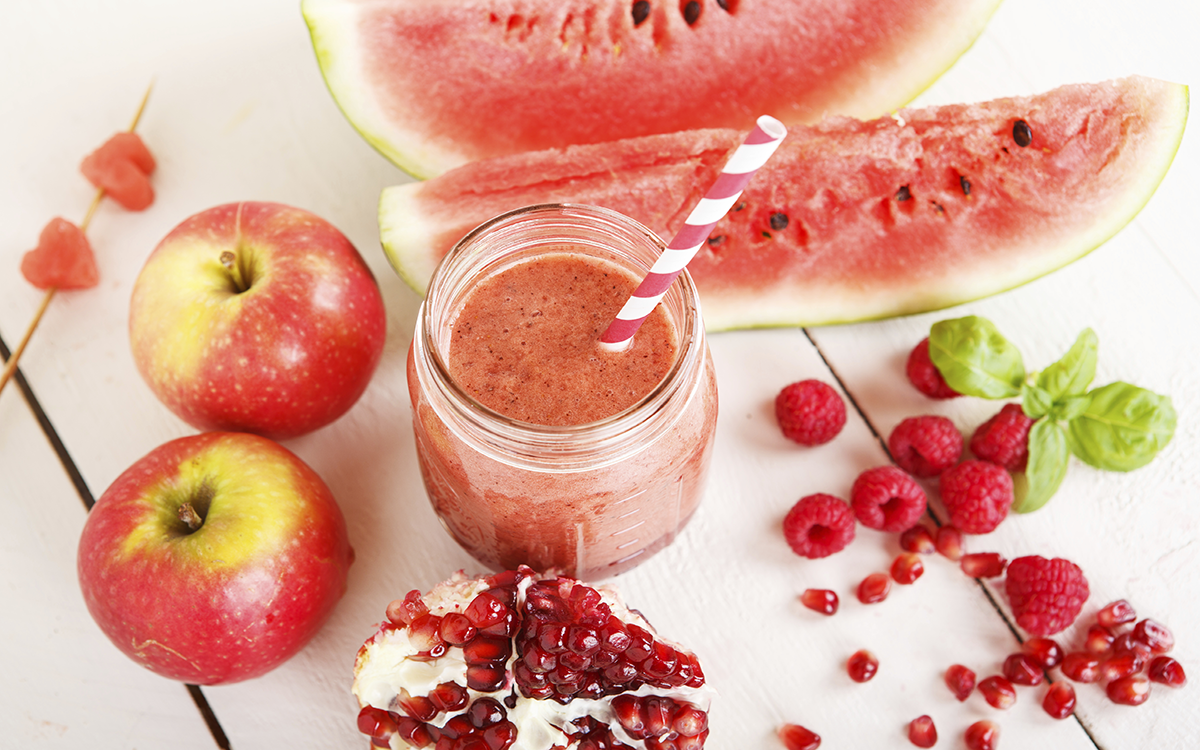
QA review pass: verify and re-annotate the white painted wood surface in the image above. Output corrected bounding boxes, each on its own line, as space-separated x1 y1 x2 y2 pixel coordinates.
1 1 1197 748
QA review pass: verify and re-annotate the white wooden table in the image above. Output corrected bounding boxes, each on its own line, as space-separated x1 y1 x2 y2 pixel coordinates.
2 1 1198 748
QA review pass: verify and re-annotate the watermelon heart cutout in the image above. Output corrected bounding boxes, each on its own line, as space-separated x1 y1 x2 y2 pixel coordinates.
379 76 1189 332
303 0 1002 178
20 217 100 290
80 132 156 211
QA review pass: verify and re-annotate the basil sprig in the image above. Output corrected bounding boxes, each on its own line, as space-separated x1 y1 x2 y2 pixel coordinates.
928 316 1176 513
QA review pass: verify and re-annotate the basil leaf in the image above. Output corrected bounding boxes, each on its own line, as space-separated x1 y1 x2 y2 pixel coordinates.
1037 328 1099 399
929 316 1025 399
1050 393 1092 422
1066 382 1177 472
1022 383 1054 419
1012 419 1070 513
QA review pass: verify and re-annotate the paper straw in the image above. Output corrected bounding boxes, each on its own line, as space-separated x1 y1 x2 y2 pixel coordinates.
599 115 787 350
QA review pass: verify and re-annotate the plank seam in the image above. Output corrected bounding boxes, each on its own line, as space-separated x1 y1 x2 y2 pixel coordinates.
801 327 1104 749
0 330 233 750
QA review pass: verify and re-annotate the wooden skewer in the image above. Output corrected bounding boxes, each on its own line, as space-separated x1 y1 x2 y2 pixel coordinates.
0 83 153 397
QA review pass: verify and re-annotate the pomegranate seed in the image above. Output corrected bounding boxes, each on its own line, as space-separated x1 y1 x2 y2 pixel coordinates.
907 715 937 748
385 590 428 627
778 723 821 750
799 588 839 616
1002 653 1044 686
464 591 508 628
357 706 397 739
673 705 709 736
891 553 925 584
407 613 446 658
934 525 963 561
857 572 892 604
945 664 976 701
978 675 1017 709
394 689 437 721
1148 656 1187 688
964 720 1000 750
1084 624 1116 654
1111 631 1153 661
1101 650 1146 682
847 649 879 683
483 721 517 748
467 697 506 728
1043 681 1077 719
1132 618 1174 654
1096 599 1137 628
439 612 478 646
1107 674 1151 706
1022 637 1063 669
428 681 469 712
960 552 1007 578
899 524 936 554
1060 652 1102 683
466 665 507 692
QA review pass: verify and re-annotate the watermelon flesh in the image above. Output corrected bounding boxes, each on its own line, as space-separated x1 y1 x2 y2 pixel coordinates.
20 217 100 290
80 132 156 211
379 76 1189 331
303 0 1001 178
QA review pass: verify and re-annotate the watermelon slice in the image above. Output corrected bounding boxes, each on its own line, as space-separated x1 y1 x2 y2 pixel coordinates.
80 132 156 210
20 217 100 290
302 0 1001 178
379 76 1188 332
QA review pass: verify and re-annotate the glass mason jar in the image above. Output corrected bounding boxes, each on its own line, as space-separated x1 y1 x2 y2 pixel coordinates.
406 204 718 580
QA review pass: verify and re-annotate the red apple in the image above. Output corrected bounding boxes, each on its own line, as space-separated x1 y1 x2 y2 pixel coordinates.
77 432 355 685
129 201 387 440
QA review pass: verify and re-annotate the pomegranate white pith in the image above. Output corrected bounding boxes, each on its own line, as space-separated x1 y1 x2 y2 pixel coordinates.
353 569 714 749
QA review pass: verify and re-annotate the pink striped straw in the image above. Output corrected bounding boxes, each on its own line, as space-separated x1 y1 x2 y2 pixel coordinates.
599 115 787 350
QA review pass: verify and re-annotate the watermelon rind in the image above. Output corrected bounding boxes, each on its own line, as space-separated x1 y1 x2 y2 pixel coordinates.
302 0 1002 179
378 77 1188 332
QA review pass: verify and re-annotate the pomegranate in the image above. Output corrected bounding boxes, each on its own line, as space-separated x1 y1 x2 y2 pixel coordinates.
353 568 713 749
1042 681 1077 719
964 720 1000 750
846 650 879 683
1022 638 1063 669
1096 599 1137 628
907 715 937 748
944 664 976 701
977 675 1017 709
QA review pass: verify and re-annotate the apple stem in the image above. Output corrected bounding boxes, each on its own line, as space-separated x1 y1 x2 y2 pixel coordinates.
219 250 249 293
177 501 203 532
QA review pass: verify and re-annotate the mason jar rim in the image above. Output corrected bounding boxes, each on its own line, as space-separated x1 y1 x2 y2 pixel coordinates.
415 203 707 469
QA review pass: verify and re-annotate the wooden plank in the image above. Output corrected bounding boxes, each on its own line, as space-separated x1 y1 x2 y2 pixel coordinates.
0 370 218 747
0 0 1195 748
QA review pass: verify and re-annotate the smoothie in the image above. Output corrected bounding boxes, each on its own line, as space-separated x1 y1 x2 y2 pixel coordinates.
407 204 718 579
447 252 675 425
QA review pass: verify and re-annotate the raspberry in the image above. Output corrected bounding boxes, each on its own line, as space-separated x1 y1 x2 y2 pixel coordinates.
775 379 847 446
782 493 856 559
970 403 1034 472
1005 555 1090 636
939 460 1013 534
849 466 927 532
906 337 961 399
887 415 963 477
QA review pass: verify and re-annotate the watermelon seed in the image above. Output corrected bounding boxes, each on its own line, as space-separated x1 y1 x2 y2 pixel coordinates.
631 1 650 26
761 231 772 239
959 176 971 196
1013 120 1033 147
734 201 747 211
682 1 701 24
769 212 789 231
930 201 945 215
895 185 911 202
716 0 730 10
706 235 725 248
